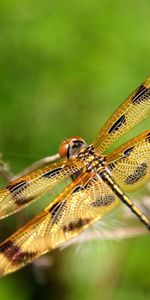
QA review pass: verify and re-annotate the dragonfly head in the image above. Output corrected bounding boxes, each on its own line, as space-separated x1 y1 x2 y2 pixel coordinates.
59 136 86 159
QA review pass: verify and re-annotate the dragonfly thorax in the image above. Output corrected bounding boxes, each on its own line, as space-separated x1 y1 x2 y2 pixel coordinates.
77 145 106 172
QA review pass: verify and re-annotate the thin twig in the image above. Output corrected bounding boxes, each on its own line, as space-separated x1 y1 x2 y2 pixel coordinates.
13 153 60 180
61 225 148 249
0 153 60 181
0 154 14 181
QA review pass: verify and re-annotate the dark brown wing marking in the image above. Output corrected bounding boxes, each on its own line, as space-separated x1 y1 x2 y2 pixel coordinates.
123 146 134 157
145 132 150 142
108 114 126 134
49 200 67 225
132 85 150 104
63 218 91 232
42 167 63 178
125 162 147 185
91 195 115 207
7 181 29 192
7 181 34 206
0 240 34 264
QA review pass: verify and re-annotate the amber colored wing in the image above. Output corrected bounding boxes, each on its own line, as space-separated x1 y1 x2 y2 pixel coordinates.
93 76 150 153
0 172 119 276
0 158 84 220
106 130 150 192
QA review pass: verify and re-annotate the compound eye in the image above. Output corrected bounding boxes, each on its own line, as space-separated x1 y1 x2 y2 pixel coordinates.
59 140 69 158
59 136 86 159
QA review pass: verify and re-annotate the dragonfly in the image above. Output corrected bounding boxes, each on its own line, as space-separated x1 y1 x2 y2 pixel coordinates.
0 76 150 277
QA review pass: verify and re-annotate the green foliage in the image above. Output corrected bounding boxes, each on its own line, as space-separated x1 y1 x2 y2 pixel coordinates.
0 1 150 299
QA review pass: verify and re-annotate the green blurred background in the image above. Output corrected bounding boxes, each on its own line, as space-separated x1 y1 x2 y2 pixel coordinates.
0 0 150 299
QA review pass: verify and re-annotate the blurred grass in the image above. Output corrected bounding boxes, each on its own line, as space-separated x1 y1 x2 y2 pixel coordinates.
0 0 150 299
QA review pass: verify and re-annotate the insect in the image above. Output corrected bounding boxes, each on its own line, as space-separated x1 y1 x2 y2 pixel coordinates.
0 76 150 276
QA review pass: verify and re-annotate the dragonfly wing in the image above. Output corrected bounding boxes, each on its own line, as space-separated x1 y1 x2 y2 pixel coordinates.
93 76 150 153
106 130 150 192
0 172 119 276
0 158 84 220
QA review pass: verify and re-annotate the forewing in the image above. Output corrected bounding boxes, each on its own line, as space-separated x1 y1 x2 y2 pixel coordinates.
0 158 84 220
106 130 150 192
93 76 150 153
0 172 119 276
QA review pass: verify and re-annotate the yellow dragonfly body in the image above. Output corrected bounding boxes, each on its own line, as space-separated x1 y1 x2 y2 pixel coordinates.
0 76 150 276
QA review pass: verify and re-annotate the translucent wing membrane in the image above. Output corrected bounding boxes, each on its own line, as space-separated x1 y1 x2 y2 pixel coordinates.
0 75 150 277
0 159 84 220
106 130 150 192
93 76 150 153
0 172 119 276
